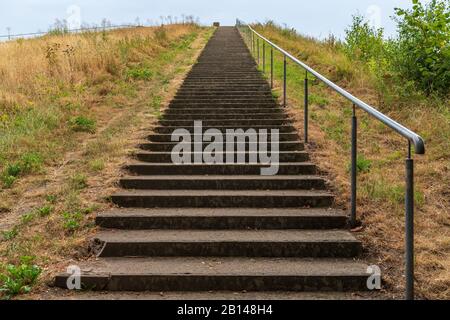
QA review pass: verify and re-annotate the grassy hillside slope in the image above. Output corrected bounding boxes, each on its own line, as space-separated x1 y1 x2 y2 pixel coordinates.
0 24 212 298
253 23 449 299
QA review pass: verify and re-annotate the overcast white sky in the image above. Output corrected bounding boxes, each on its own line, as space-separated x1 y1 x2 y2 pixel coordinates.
0 0 429 38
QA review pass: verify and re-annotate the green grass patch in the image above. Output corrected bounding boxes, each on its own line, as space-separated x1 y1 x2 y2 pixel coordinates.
20 152 43 173
20 211 37 225
309 93 329 107
1 228 18 241
347 154 372 174
1 152 43 188
126 66 153 80
37 205 52 217
45 194 57 204
69 173 88 190
89 159 105 172
62 211 83 231
69 116 96 133
361 178 425 208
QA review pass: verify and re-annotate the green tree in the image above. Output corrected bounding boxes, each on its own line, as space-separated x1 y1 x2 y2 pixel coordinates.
344 14 385 62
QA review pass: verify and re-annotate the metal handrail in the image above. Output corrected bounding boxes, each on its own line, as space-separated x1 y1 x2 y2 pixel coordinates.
236 19 425 300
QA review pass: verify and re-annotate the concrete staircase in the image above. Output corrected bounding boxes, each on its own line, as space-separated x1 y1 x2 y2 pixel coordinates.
55 27 370 294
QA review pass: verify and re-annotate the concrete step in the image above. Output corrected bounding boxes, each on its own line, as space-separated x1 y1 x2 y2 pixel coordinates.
177 88 270 93
164 108 283 114
152 125 296 134
174 93 274 98
178 83 270 88
110 189 333 208
183 76 265 80
180 78 268 82
183 70 263 74
187 69 259 72
158 119 292 126
162 113 288 120
168 102 277 108
147 132 298 142
171 99 276 104
135 150 308 162
54 257 370 292
124 162 316 175
119 175 326 190
179 85 271 90
138 141 303 152
45 290 381 300
93 229 361 258
96 208 348 230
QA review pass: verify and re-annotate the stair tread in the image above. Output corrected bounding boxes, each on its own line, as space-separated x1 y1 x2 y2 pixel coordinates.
136 150 306 154
57 257 368 276
95 229 358 243
142 140 301 145
126 161 315 166
46 290 380 300
99 207 347 218
112 189 333 197
119 175 323 181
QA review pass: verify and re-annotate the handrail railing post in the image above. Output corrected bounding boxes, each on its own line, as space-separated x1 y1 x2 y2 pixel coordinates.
350 104 357 227
257 37 260 65
304 71 309 144
262 41 266 73
283 54 287 107
251 32 254 55
405 142 414 300
270 47 274 89
247 28 251 48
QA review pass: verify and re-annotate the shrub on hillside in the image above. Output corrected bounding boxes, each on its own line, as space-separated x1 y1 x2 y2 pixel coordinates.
344 0 450 97
344 14 385 63
393 0 450 95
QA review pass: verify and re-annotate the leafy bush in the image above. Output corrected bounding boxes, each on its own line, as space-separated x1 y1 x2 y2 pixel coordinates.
394 0 450 95
0 257 41 299
344 0 449 96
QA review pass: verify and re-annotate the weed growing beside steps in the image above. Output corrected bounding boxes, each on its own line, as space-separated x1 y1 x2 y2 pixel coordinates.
0 24 213 299
253 18 449 299
0 256 41 299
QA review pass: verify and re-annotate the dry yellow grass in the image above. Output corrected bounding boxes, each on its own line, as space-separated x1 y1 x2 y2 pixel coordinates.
254 23 449 300
0 24 202 207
